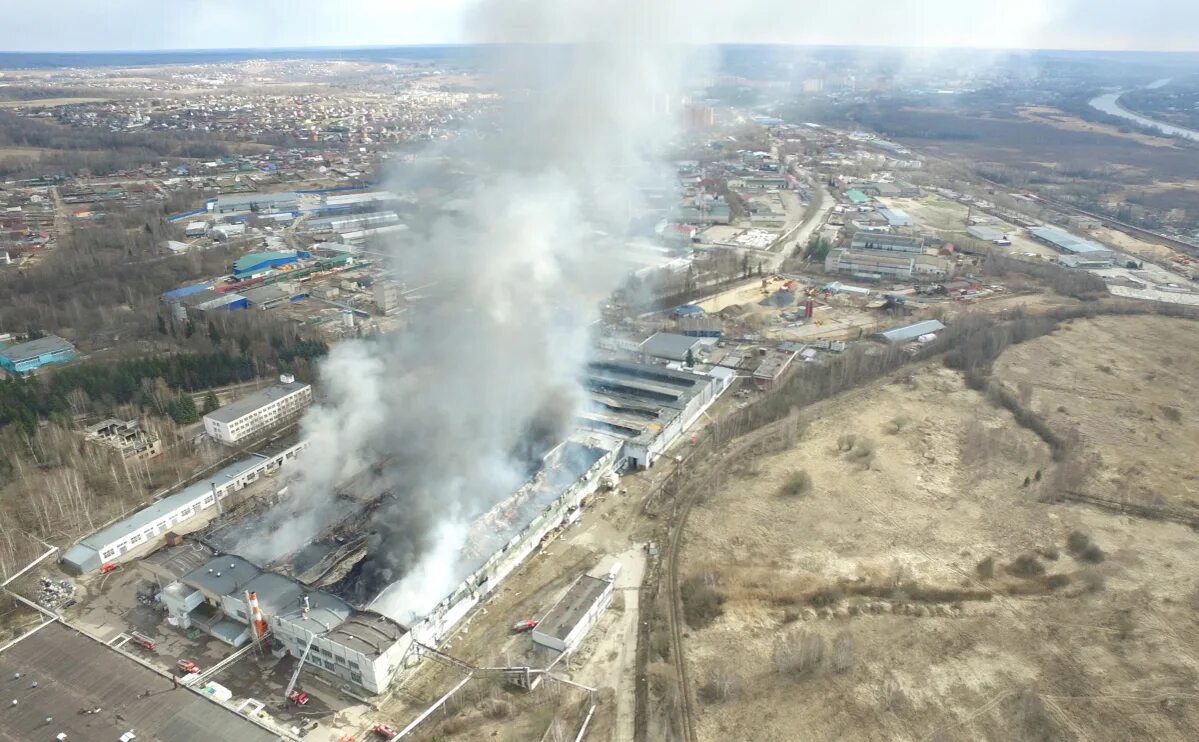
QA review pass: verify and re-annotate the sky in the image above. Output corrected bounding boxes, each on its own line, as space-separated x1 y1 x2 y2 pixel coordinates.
0 0 1197 53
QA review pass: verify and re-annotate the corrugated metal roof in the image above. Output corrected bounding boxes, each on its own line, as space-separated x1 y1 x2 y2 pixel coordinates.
1028 226 1111 255
233 250 299 273
876 319 946 343
73 455 274 552
0 335 74 362
639 332 702 361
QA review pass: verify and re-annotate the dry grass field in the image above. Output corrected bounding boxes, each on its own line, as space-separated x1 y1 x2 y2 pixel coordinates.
677 315 1199 741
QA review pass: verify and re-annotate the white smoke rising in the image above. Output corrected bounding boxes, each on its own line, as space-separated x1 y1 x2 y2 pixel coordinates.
239 0 699 623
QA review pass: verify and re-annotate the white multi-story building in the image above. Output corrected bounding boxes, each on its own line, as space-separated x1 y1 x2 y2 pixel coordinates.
204 377 313 445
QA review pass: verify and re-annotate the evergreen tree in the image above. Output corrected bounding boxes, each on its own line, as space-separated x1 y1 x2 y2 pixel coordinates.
167 393 198 424
184 320 196 339
202 391 220 414
208 322 222 346
157 314 168 335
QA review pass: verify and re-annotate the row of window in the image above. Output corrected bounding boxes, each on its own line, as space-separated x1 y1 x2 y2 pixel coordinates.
94 444 308 562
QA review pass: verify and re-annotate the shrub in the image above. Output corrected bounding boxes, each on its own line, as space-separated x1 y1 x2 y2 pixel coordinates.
1006 553 1045 578
831 631 855 673
1067 531 1104 562
698 666 741 703
847 437 876 459
680 576 725 630
781 608 800 624
780 469 812 498
976 556 995 580
809 584 843 607
885 416 910 434
1045 574 1071 590
650 629 671 660
1160 405 1182 423
1038 547 1060 561
771 630 826 677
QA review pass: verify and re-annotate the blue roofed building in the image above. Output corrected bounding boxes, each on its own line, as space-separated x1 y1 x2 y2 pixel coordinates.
0 335 76 375
233 250 310 280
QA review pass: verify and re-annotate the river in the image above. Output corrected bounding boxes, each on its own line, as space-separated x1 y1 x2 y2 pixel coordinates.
1089 79 1199 142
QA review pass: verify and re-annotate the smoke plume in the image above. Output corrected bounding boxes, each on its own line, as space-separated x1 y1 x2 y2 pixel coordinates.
238 0 696 623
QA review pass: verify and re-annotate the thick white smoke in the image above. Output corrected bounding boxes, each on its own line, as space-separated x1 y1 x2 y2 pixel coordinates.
239 0 699 623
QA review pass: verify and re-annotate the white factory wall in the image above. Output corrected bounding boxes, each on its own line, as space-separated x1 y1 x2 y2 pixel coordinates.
91 441 309 565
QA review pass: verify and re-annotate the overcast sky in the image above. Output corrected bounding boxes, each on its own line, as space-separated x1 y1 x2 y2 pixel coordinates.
1 0 1196 53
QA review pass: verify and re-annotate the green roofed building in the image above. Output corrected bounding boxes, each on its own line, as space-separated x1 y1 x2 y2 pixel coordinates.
846 189 870 206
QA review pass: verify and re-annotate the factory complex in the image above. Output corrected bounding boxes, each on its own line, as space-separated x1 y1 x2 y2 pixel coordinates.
50 350 731 703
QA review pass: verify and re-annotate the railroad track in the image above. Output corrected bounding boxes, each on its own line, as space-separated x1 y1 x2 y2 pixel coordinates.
664 470 701 742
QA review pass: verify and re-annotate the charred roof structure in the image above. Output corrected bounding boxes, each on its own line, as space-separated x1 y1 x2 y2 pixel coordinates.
580 359 724 467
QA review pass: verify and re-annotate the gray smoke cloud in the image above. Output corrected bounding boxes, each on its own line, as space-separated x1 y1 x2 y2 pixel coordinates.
237 0 698 623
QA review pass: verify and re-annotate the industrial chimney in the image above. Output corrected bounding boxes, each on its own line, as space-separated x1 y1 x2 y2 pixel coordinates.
247 591 269 644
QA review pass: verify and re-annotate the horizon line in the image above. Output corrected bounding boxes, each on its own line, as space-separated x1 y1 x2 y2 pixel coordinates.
2 42 1199 56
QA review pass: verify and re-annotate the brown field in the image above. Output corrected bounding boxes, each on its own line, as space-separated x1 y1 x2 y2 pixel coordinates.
992 315 1199 515
0 97 108 108
678 314 1199 741
1017 106 1179 149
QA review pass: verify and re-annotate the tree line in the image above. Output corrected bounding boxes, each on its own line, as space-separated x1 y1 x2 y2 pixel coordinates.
0 336 327 435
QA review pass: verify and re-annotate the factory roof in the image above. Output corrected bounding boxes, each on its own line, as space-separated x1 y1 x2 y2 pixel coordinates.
142 542 216 581
1027 226 1112 255
204 381 310 424
850 232 924 251
537 575 610 642
214 191 297 210
875 319 947 344
326 612 407 658
877 207 914 226
178 288 244 309
73 455 280 554
0 334 74 362
0 622 280 742
845 189 870 205
220 571 351 635
240 283 294 305
233 250 300 274
967 225 1008 241
640 332 703 362
161 281 215 302
183 555 261 597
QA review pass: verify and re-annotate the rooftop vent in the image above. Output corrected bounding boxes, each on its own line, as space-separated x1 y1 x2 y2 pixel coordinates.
280 373 295 384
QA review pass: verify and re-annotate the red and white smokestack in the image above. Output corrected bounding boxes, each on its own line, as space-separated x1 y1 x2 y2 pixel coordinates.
247 591 268 642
